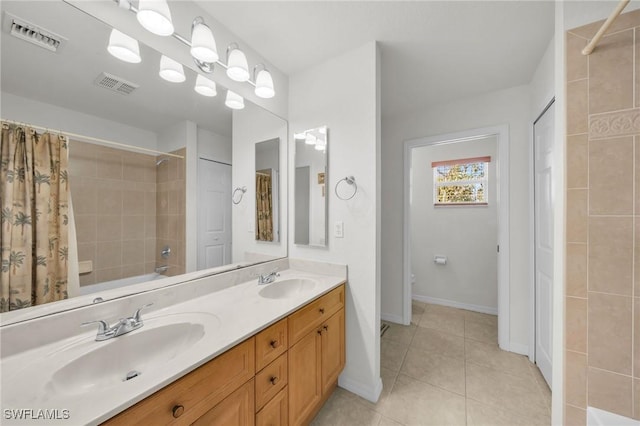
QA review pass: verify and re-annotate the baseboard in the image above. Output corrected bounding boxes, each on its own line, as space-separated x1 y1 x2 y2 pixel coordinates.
509 342 529 356
381 313 404 325
338 374 383 403
412 294 498 315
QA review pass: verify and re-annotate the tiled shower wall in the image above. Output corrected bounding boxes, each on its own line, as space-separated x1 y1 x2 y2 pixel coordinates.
565 9 640 424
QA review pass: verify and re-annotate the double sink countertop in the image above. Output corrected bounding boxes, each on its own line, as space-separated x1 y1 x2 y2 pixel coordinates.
0 267 346 425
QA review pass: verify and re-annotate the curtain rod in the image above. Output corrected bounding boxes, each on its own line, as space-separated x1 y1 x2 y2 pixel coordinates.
1 118 184 159
582 0 630 55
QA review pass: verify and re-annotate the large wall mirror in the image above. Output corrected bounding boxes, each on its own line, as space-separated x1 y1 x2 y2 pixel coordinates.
294 126 328 247
0 1 287 321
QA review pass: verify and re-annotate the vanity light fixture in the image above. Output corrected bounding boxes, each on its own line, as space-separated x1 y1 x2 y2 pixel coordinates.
159 55 186 83
253 64 275 99
226 43 250 82
107 28 141 63
315 138 327 151
225 90 245 109
294 132 306 140
137 0 174 36
305 133 317 145
194 74 217 97
190 17 218 63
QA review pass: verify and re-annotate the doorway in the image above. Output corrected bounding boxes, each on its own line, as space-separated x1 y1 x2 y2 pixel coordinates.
403 125 511 350
197 158 232 270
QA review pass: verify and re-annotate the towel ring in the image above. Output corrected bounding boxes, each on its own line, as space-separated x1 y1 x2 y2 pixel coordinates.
232 186 247 205
335 176 357 200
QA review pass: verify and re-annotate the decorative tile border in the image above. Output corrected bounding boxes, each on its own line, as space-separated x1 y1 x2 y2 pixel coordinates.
589 108 640 139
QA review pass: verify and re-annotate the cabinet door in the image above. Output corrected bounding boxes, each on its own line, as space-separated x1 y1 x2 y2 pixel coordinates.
192 379 255 426
288 330 322 425
256 387 288 426
321 309 345 394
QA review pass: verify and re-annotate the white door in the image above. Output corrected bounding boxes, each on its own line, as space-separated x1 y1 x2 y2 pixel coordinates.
534 101 555 387
197 158 232 270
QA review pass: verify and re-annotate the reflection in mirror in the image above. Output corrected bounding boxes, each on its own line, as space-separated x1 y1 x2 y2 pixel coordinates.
294 126 328 247
255 139 280 243
0 1 287 320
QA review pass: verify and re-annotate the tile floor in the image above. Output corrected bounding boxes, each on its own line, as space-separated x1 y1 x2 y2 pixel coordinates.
311 301 551 426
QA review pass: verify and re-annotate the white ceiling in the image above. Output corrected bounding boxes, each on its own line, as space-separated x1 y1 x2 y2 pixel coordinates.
196 1 555 118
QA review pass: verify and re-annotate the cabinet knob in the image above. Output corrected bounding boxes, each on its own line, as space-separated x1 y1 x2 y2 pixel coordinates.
317 329 323 335
172 405 184 418
270 340 279 349
323 325 329 331
269 376 279 385
319 308 325 314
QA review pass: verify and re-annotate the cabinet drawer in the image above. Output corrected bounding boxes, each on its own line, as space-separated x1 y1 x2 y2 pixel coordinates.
255 318 288 371
256 387 288 426
103 338 255 426
255 353 288 411
192 379 255 426
289 284 344 346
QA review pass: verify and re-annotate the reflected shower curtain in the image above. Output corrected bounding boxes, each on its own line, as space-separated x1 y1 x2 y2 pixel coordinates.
256 172 273 241
0 122 71 312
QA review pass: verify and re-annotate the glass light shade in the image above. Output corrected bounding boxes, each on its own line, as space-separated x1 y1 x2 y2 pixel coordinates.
194 75 217 97
254 69 275 98
305 133 316 145
225 90 245 109
294 132 306 140
159 55 185 83
190 22 218 63
107 29 141 63
137 0 174 36
226 48 250 82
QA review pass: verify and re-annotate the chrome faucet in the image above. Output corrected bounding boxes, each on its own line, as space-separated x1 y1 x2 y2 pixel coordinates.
82 303 153 341
257 269 280 285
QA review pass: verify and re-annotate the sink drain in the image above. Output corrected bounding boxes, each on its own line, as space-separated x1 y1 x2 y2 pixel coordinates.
124 370 142 381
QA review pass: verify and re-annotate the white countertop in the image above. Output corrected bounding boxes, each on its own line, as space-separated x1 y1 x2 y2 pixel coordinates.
0 268 346 425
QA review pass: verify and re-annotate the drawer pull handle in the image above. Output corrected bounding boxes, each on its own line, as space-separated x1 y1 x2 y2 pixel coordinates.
317 329 323 335
319 308 325 314
172 405 185 418
323 325 329 331
270 340 279 349
270 376 279 385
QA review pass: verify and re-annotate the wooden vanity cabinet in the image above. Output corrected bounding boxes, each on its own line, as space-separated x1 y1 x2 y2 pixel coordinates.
101 283 345 426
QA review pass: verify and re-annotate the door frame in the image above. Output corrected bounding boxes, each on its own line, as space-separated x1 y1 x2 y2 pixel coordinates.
403 124 511 351
529 98 556 364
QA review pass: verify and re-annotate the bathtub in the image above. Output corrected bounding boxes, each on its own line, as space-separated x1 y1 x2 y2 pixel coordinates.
79 273 165 296
587 407 640 426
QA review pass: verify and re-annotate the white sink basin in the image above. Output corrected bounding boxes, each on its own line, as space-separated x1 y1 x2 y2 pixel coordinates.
259 278 316 299
46 312 219 395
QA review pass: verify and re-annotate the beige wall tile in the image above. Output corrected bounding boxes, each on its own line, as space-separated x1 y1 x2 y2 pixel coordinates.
122 263 144 279
567 33 588 81
566 296 587 353
588 292 633 375
96 215 122 242
567 243 587 297
145 239 156 263
96 241 122 269
70 185 97 214
156 190 168 214
144 215 156 239
565 350 587 407
589 30 634 114
76 242 96 263
569 9 640 39
157 215 169 239
588 367 633 418
635 298 639 378
567 79 588 134
96 150 123 180
122 153 148 182
97 188 122 215
567 189 588 243
157 160 168 183
74 215 96 244
79 271 96 286
634 378 640 420
145 262 156 274
69 151 96 178
589 137 633 215
589 217 633 296
122 190 145 215
636 138 640 220
564 405 586 426
144 191 156 216
96 267 122 283
637 29 640 109
122 240 145 265
567 134 588 189
122 215 145 241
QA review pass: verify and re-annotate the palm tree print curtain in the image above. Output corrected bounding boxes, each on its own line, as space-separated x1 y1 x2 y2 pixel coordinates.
255 172 274 241
0 122 70 312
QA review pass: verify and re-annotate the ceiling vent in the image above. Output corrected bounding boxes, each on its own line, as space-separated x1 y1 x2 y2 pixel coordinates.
2 12 67 53
94 72 139 96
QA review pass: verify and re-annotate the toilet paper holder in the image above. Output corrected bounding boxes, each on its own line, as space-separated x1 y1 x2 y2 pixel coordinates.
434 256 447 265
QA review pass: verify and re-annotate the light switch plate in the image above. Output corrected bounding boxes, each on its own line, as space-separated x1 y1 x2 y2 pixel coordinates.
248 220 254 233
334 221 344 238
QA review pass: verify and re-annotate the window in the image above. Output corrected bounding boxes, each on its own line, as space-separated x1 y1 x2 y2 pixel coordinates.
432 156 490 205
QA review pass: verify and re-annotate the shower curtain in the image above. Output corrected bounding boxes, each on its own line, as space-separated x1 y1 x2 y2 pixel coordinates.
256 172 274 241
0 122 71 312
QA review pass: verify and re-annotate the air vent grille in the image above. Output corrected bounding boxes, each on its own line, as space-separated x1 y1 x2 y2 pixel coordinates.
94 72 139 96
3 12 66 52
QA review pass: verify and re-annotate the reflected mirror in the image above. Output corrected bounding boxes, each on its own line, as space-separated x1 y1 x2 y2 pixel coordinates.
294 126 328 247
255 139 280 243
0 0 287 320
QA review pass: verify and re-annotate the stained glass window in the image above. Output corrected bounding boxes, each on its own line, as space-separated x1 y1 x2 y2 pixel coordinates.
432 156 490 205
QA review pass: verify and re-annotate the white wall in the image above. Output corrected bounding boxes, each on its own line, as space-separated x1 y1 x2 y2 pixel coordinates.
197 128 232 165
411 137 498 312
530 37 556 119
288 42 382 401
381 85 532 349
1 92 158 150
232 101 288 262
